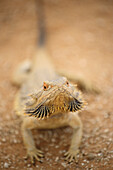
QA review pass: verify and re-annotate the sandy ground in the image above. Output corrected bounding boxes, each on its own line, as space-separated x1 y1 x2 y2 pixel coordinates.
0 0 113 169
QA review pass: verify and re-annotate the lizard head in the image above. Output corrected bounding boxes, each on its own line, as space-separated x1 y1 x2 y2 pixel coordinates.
24 77 86 119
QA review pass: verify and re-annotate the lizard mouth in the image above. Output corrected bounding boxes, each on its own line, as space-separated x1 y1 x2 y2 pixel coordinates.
25 94 85 119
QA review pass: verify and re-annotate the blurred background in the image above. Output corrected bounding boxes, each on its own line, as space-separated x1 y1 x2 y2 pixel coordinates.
0 0 113 169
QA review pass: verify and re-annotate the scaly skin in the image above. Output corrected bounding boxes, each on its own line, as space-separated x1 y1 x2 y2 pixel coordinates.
13 48 86 163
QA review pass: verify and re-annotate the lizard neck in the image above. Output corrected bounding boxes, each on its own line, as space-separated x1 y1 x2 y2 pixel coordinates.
32 47 58 80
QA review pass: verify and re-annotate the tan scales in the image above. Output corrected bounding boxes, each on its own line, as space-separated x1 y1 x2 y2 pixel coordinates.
13 47 87 163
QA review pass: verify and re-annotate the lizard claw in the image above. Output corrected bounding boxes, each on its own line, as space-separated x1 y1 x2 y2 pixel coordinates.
64 149 79 163
27 148 44 164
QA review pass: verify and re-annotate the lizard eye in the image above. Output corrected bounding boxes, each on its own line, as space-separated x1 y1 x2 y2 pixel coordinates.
43 82 48 90
66 80 69 86
44 85 47 90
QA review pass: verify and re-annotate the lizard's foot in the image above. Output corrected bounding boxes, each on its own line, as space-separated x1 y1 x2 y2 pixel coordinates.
26 148 44 164
64 148 79 163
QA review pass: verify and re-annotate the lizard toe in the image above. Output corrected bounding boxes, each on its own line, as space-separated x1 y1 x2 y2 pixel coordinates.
27 148 44 163
36 150 44 158
64 149 79 163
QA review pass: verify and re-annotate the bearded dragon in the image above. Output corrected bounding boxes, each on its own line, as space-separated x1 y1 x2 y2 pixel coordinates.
12 0 91 164
13 47 86 163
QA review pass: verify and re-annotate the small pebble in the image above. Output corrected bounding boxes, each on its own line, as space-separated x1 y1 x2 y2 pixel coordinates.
4 162 9 168
103 162 108 165
91 164 94 167
61 162 67 168
51 138 56 142
2 138 6 142
13 139 18 144
104 129 109 133
27 164 31 167
98 153 103 157
55 145 59 148
55 157 59 162
83 159 87 162
87 153 95 160
109 150 113 154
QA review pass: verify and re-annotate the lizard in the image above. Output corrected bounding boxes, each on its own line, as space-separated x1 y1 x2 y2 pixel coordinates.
12 0 98 164
13 47 86 163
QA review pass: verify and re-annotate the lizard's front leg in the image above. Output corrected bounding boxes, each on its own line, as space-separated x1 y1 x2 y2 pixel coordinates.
64 113 83 162
21 117 44 163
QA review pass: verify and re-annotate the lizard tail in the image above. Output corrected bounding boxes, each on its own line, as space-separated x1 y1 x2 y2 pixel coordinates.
35 0 46 47
32 0 55 73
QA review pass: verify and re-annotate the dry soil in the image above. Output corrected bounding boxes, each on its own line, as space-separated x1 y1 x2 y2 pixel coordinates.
0 0 113 169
